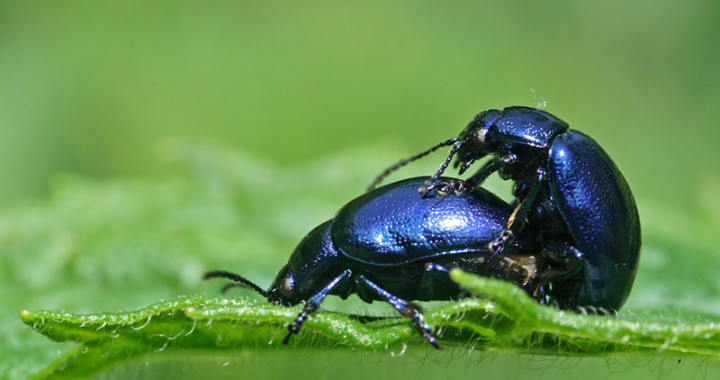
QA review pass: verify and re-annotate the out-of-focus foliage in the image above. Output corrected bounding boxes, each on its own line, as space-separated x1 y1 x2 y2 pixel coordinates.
3 1 720 379
2 1 720 209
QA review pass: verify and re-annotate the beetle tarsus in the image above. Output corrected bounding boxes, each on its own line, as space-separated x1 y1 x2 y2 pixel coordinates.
283 311 310 345
419 141 464 195
420 179 466 197
487 229 514 262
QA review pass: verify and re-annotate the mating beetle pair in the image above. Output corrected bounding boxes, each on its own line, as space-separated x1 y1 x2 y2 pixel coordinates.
205 106 641 347
370 106 641 311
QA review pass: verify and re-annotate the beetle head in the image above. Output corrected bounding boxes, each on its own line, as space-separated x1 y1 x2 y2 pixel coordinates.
455 109 502 168
266 264 300 306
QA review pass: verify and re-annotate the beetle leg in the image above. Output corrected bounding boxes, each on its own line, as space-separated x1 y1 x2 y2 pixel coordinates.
539 241 583 284
282 269 351 345
424 155 510 197
507 167 546 231
355 275 441 349
538 241 585 309
419 141 464 195
535 284 550 304
417 263 465 299
424 262 450 273
488 167 546 261
465 153 518 191
463 157 502 190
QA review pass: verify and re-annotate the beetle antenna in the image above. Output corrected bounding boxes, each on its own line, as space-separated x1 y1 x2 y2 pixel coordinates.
366 137 458 192
220 282 247 293
423 140 463 187
203 270 271 298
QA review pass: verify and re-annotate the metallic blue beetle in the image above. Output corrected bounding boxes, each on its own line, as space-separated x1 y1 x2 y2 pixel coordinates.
205 177 548 348
370 106 641 312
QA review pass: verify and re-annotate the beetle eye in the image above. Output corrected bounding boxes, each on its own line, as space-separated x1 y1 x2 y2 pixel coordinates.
461 109 501 156
470 125 488 152
279 274 295 298
457 124 489 163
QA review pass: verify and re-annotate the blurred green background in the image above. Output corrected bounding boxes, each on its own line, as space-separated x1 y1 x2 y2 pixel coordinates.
3 0 720 379
2 0 719 208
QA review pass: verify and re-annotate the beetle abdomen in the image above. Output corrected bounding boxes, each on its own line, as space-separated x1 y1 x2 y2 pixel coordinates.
547 131 641 309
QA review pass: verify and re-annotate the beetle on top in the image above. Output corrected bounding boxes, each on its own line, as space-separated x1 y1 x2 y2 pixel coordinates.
370 106 641 312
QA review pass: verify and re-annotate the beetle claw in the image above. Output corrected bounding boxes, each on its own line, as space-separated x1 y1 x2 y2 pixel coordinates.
420 180 466 197
418 180 436 195
422 330 442 350
487 229 514 261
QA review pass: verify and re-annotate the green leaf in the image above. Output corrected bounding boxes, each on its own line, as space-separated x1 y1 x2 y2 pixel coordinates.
451 270 720 357
20 272 720 378
7 141 720 378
